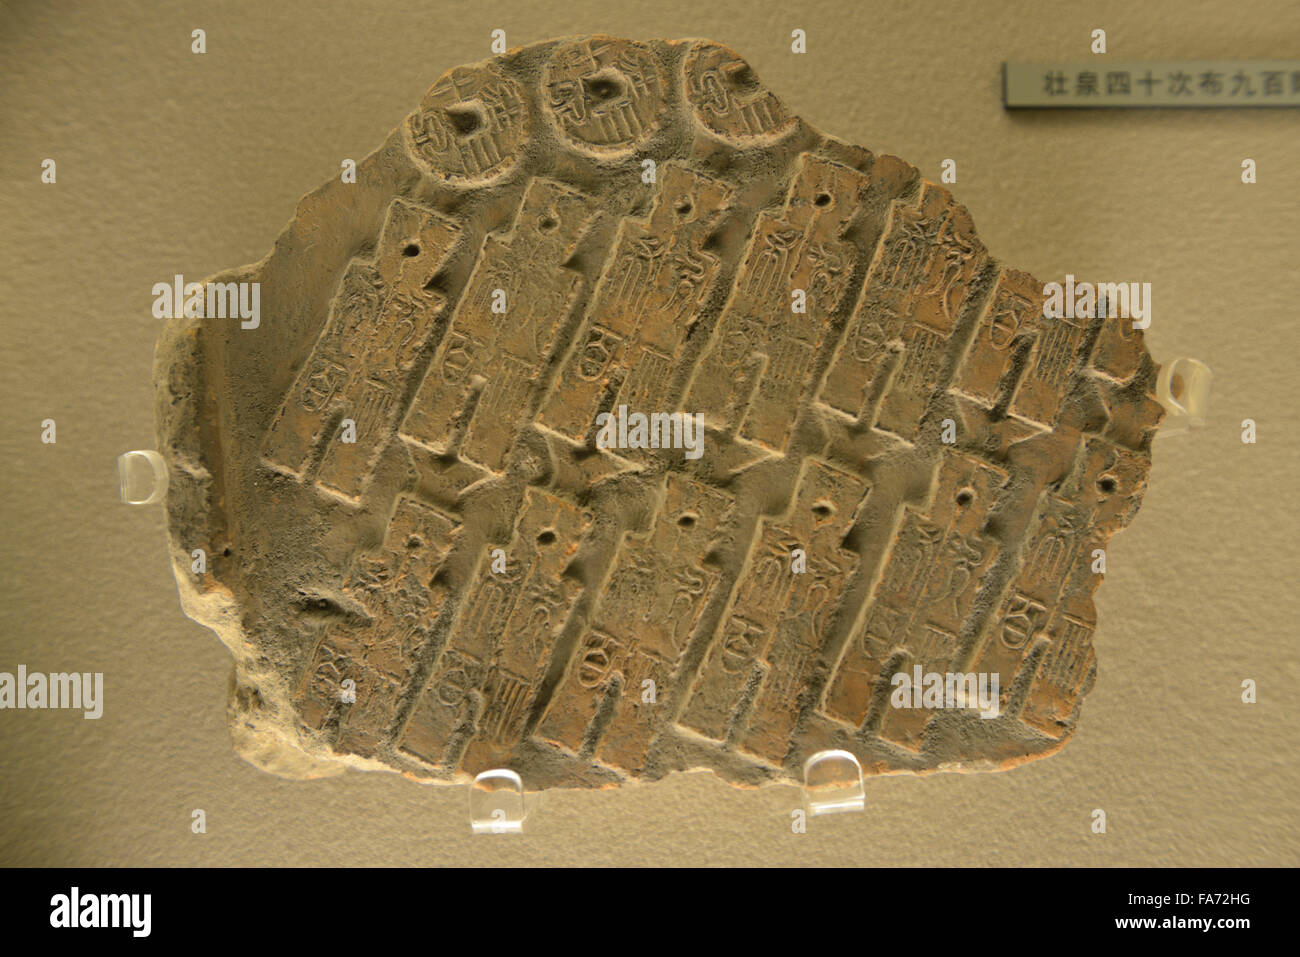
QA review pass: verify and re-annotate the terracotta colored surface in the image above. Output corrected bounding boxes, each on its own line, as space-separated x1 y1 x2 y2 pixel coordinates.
4 1 1295 867
155 37 1162 789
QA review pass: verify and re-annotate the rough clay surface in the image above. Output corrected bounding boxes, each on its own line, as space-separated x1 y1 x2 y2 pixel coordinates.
154 36 1164 790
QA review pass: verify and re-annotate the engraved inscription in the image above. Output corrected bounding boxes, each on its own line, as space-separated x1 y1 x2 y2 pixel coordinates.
543 38 668 155
687 154 866 452
400 179 600 471
820 184 988 436
263 200 461 500
540 163 733 442
293 497 458 757
405 65 529 184
539 476 732 771
160 36 1165 791
399 488 587 771
683 41 797 143
825 452 1004 751
683 460 866 764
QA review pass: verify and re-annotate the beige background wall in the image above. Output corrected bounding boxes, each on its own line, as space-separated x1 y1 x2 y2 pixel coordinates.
1 0 1296 866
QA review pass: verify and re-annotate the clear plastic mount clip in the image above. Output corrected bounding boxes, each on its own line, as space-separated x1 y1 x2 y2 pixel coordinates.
117 450 168 505
1155 358 1212 439
802 749 865 817
469 769 526 834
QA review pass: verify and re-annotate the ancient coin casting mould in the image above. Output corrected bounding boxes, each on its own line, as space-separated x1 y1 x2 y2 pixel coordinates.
154 36 1165 790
